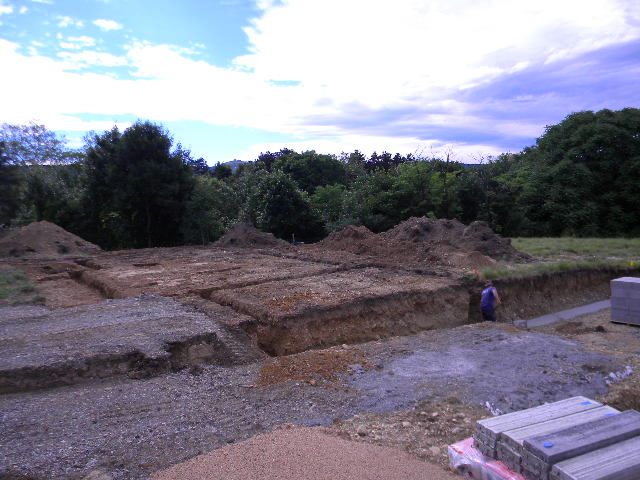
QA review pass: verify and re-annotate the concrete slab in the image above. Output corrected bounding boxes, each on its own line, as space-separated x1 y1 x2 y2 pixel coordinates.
476 397 602 450
551 435 640 480
523 410 640 480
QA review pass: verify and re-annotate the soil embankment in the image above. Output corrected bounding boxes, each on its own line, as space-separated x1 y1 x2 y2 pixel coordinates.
0 221 101 258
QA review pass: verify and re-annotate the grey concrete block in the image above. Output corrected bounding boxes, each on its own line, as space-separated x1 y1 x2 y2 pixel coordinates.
501 406 619 455
523 410 640 480
497 441 522 473
476 397 602 450
551 435 640 480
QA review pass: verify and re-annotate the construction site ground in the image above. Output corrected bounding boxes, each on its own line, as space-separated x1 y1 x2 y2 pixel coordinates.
1 221 639 479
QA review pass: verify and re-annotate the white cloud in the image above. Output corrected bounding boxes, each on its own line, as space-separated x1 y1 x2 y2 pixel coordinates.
57 15 83 28
0 2 13 15
59 35 96 50
93 18 122 31
0 0 639 159
19 5 27 13
31 0 53 4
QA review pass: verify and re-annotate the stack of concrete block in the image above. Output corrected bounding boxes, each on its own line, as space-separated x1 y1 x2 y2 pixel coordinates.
521 410 640 480
496 406 619 473
550 436 640 480
611 277 640 325
474 397 602 461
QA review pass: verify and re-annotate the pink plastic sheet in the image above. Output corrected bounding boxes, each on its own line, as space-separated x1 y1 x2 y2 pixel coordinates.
448 437 525 480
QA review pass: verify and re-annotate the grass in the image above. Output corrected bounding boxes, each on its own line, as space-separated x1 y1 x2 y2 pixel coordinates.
0 268 45 305
478 259 638 281
512 237 640 259
472 237 640 281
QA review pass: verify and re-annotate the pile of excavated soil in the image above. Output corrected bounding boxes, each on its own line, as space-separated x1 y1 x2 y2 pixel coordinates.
214 223 292 250
257 346 370 386
0 221 101 258
381 218 521 260
315 218 522 265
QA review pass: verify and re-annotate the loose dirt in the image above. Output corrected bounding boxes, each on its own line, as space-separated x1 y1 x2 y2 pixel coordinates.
151 426 459 480
257 345 371 386
314 218 524 269
0 221 101 258
214 223 292 250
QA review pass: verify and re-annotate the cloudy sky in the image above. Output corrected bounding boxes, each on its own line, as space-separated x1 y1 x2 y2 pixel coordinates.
1 0 639 163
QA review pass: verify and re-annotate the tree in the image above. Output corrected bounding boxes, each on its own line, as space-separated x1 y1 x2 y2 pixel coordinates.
250 171 324 241
273 150 347 193
0 141 21 224
0 122 70 165
212 162 232 180
83 121 195 249
186 157 210 176
311 184 348 232
181 176 240 244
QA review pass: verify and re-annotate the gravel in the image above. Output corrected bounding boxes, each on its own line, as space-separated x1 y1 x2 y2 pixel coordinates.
150 426 459 480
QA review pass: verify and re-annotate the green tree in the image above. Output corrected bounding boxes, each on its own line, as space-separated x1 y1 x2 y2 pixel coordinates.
311 184 348 232
250 171 324 241
83 121 195 249
273 150 347 193
181 176 240 244
0 141 21 224
0 122 70 165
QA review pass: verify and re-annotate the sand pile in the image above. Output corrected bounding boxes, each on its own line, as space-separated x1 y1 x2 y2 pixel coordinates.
215 223 291 250
0 221 101 258
316 217 524 266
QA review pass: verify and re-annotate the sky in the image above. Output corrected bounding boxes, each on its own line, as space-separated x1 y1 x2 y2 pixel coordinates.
1 0 639 164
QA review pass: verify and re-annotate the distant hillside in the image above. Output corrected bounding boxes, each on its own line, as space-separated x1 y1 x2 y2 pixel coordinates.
222 159 250 172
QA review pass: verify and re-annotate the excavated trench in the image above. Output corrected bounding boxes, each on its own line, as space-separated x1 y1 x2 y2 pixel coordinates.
11 262 633 395
210 267 637 357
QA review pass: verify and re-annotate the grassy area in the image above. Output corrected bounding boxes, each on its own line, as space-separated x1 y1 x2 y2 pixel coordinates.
478 258 638 281
512 237 640 259
0 268 44 305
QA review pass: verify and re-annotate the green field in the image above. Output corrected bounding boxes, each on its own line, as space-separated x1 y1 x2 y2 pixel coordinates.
478 238 640 280
512 237 640 259
0 268 44 305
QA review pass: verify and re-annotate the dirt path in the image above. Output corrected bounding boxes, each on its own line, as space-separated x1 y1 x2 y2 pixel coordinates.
151 427 459 480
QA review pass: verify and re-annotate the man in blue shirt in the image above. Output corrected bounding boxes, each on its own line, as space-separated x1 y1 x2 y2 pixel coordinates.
480 280 501 322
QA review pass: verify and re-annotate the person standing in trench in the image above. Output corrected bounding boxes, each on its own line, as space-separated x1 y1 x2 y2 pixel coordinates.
480 280 501 322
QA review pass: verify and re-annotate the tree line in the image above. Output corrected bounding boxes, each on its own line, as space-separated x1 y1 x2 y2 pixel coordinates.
1 108 639 250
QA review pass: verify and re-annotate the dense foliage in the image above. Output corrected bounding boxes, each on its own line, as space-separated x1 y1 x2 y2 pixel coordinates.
1 108 638 249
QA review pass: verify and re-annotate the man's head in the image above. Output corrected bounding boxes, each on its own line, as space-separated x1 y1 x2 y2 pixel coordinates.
485 280 493 288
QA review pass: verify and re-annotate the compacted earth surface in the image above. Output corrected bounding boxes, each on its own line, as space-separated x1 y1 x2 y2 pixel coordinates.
1 220 638 479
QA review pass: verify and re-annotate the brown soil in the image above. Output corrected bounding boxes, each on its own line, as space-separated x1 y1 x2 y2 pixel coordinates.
314 218 524 269
0 221 101 258
256 345 370 386
151 426 459 480
214 223 292 250
329 398 487 469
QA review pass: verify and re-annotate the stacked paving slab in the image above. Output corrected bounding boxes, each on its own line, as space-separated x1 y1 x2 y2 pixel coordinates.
474 397 640 480
611 277 640 326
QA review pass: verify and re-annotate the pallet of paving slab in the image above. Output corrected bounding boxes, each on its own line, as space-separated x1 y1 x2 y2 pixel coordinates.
611 277 640 326
475 396 602 455
550 435 640 480
521 410 640 480
496 406 619 474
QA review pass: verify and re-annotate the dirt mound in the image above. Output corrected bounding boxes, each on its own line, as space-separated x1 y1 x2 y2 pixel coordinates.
314 218 522 266
214 223 291 250
315 225 377 255
382 218 521 260
0 221 101 258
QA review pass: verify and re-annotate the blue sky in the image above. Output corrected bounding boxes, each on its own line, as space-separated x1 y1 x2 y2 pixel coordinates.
1 0 639 163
